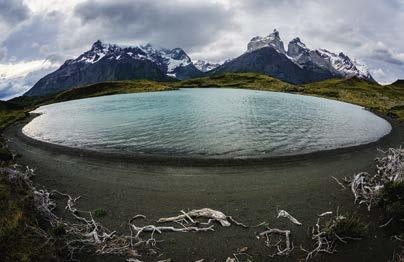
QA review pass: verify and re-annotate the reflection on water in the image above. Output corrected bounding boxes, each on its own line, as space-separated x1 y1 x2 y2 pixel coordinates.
23 88 392 158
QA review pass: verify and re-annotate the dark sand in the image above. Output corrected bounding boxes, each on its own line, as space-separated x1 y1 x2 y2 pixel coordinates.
4 115 404 261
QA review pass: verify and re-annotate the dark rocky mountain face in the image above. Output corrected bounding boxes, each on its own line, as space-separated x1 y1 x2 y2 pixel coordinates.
24 41 202 97
210 47 334 84
211 29 374 84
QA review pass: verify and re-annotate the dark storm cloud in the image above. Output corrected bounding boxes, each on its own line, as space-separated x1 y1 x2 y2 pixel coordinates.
73 0 238 50
0 46 6 61
0 0 30 25
2 10 64 61
369 48 404 66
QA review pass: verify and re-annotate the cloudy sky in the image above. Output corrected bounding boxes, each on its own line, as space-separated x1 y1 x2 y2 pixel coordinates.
1 0 403 100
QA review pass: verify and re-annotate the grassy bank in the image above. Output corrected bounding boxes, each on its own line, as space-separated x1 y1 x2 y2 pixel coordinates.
52 80 176 103
303 77 404 119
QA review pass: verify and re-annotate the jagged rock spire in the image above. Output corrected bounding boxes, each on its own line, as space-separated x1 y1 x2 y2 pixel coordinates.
247 29 285 53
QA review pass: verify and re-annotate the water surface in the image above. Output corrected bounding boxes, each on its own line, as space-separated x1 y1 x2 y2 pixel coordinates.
23 88 391 158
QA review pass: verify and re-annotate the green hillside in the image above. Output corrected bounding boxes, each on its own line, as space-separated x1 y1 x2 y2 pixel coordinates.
174 72 299 92
303 77 404 119
52 80 177 103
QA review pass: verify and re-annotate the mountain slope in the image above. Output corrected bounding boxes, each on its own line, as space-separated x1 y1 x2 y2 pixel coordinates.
24 41 201 97
211 29 374 84
210 46 333 84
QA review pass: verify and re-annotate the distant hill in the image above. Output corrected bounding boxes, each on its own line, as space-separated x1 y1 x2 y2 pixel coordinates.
52 80 176 103
390 79 404 88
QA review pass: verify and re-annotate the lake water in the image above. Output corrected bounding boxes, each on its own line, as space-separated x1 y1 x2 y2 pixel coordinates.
23 88 392 159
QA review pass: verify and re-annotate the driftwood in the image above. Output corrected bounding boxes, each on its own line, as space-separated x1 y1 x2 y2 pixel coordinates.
157 208 231 227
276 209 302 226
350 147 403 211
329 147 403 212
301 212 362 261
257 228 293 257
331 176 346 189
2 165 254 260
301 216 336 261
157 208 249 229
318 211 333 217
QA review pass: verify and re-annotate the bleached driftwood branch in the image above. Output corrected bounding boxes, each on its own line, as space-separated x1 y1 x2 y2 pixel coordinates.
257 228 293 257
157 208 247 227
301 216 337 261
318 211 333 217
301 212 362 261
348 147 403 211
276 209 302 226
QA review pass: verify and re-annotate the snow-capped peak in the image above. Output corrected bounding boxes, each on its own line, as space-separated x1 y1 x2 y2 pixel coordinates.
193 60 221 72
316 49 372 80
247 29 286 54
70 41 193 78
139 43 192 75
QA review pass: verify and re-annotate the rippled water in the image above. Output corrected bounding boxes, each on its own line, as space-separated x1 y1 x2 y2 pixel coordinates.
23 88 392 158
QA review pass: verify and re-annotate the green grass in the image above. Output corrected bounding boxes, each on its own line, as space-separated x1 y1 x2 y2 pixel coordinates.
324 214 368 240
0 110 29 130
0 168 60 261
379 181 404 225
303 77 404 119
93 208 107 217
52 80 177 103
174 72 298 92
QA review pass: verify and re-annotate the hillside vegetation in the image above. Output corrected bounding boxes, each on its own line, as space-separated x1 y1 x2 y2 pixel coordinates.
174 72 298 92
52 80 176 103
303 78 404 119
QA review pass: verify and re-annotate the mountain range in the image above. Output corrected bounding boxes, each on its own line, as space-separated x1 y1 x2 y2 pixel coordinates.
25 29 374 97
209 29 373 84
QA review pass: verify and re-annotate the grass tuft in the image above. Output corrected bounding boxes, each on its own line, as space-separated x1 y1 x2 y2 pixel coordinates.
324 214 368 240
379 181 404 219
93 208 107 217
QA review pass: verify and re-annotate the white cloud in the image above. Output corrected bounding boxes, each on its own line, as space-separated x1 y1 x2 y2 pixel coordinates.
0 59 60 100
371 68 386 79
0 60 55 79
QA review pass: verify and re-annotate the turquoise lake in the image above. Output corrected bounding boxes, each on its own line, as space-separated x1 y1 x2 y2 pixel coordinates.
23 88 392 159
